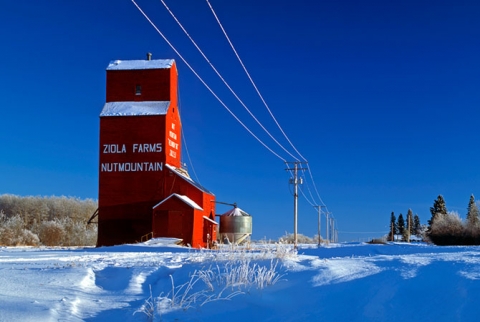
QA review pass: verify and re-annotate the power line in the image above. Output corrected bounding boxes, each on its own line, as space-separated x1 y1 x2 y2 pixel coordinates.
133 0 334 232
205 0 305 161
304 167 327 207
181 126 201 183
177 83 201 184
159 0 299 162
205 0 329 211
299 172 321 207
131 0 286 162
298 185 316 207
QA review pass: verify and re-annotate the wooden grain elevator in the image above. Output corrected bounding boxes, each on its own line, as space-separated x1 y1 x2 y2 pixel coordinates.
97 55 216 248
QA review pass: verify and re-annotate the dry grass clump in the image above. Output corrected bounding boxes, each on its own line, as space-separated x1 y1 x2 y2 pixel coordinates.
135 258 282 319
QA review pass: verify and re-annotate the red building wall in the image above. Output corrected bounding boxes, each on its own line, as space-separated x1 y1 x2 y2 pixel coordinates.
153 197 194 244
164 106 181 169
98 115 166 245
106 69 171 102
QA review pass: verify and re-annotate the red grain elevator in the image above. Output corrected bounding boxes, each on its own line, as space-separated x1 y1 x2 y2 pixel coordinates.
98 56 216 248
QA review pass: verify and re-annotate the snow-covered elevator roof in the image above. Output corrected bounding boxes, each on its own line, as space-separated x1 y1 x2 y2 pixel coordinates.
106 59 174 70
100 101 170 116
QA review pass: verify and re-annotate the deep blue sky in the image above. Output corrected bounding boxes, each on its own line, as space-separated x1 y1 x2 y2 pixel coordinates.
1 0 479 242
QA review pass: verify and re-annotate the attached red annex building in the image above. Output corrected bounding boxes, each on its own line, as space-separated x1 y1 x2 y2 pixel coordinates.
97 56 216 248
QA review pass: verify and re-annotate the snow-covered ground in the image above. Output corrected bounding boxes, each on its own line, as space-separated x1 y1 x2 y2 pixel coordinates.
1 240 480 321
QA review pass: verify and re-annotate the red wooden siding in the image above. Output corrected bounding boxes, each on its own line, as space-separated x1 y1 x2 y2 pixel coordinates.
164 106 181 168
153 197 194 245
106 69 172 102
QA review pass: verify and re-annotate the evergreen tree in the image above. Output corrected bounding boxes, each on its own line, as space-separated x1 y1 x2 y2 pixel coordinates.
428 195 447 229
397 213 405 237
413 214 421 236
466 194 480 227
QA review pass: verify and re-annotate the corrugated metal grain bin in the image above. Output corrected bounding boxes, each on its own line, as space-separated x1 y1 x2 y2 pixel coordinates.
219 207 252 244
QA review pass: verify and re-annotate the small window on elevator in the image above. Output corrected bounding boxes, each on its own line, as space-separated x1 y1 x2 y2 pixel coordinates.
135 85 142 95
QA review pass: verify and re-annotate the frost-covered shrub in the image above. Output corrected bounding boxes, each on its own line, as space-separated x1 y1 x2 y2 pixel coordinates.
21 229 40 246
38 220 66 246
431 211 462 233
463 222 480 244
0 194 97 246
0 227 40 246
0 212 39 246
279 233 317 244
427 195 480 245
429 211 467 245
58 217 97 246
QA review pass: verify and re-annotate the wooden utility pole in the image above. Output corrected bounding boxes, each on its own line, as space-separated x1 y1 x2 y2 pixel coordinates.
285 161 307 249
325 211 331 243
331 218 335 243
314 205 326 246
407 213 411 243
390 221 394 242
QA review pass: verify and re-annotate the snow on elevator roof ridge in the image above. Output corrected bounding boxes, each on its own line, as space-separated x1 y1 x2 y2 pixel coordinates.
100 101 170 116
106 59 174 70
154 193 203 211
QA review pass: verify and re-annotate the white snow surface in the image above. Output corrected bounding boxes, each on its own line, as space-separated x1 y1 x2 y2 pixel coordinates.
1 242 480 321
100 101 170 116
106 59 174 70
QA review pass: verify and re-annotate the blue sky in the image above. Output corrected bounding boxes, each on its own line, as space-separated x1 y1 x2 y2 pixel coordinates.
1 0 479 242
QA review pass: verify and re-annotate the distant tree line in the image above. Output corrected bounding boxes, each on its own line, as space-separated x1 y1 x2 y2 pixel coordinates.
0 194 97 246
427 194 480 245
388 210 425 242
